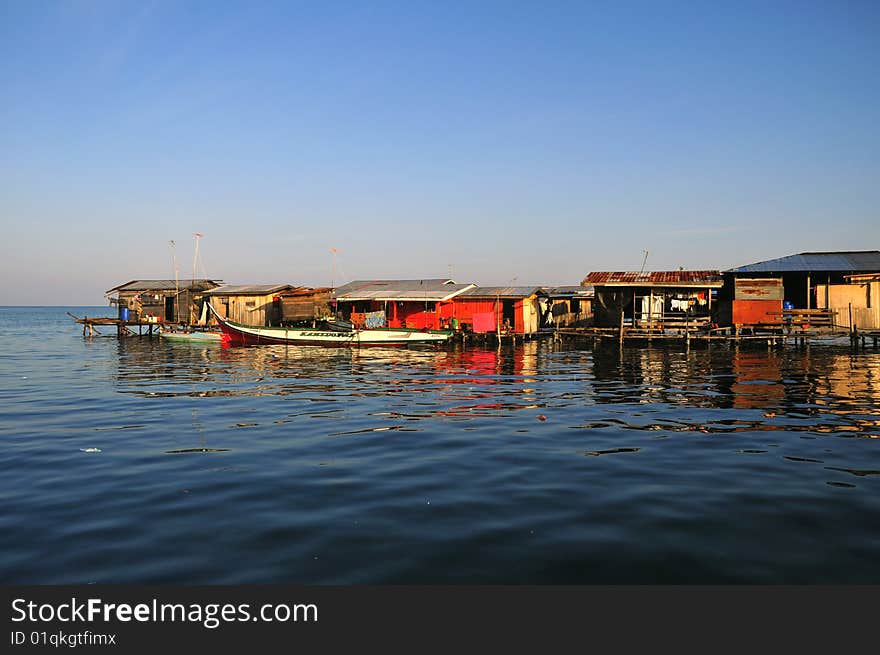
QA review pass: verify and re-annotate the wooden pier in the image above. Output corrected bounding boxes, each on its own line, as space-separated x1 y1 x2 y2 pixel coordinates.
549 325 875 349
849 329 880 351
67 312 162 337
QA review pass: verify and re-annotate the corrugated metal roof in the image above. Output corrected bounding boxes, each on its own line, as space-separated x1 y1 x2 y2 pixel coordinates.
844 273 880 282
459 286 542 298
278 286 332 297
544 285 595 298
729 251 880 273
333 279 475 302
106 279 222 294
583 271 723 287
204 284 295 296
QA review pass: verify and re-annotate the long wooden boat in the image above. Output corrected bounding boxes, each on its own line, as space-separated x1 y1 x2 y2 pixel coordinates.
208 304 452 347
159 328 222 342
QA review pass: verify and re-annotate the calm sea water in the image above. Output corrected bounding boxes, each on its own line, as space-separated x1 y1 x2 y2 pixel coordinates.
2 306 880 584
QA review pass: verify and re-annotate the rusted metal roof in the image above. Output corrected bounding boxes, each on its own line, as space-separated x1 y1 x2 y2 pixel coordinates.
583 271 723 287
204 284 295 296
729 251 880 273
543 285 595 298
278 286 333 297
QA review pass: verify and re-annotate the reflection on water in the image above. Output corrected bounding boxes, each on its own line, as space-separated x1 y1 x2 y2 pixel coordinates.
2 307 880 583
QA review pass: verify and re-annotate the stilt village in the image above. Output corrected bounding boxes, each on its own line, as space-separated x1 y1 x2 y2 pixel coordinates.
71 249 880 350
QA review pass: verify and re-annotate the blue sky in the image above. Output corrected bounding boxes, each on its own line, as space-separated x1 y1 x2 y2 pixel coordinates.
1 1 878 304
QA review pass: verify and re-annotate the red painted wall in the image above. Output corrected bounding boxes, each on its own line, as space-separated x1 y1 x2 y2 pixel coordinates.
452 298 530 334
394 302 453 329
732 299 782 325
356 300 457 329
453 299 499 332
346 297 532 332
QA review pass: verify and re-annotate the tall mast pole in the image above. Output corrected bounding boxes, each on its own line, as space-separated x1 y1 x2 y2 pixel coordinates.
192 233 203 324
170 240 179 323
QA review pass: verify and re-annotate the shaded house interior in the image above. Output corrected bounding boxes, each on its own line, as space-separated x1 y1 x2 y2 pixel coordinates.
540 286 594 328
105 279 222 324
332 279 476 330
584 271 723 329
724 251 880 329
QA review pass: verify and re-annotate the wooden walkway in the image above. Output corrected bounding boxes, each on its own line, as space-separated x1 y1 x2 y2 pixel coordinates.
67 312 162 337
549 325 872 348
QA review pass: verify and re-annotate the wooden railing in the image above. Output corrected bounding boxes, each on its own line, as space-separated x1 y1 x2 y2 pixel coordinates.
764 309 836 328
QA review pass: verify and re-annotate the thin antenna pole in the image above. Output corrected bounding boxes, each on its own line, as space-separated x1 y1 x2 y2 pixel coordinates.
639 250 649 275
330 248 337 289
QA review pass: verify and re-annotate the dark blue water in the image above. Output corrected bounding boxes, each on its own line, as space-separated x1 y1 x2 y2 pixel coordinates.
2 307 880 583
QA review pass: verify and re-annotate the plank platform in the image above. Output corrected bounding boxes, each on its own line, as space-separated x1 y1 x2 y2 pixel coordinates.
68 312 162 337
549 325 863 348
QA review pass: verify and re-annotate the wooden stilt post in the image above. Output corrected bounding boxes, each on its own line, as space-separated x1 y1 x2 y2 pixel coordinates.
825 275 830 319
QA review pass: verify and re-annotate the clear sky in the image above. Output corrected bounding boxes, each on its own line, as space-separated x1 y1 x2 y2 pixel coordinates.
2 1 878 304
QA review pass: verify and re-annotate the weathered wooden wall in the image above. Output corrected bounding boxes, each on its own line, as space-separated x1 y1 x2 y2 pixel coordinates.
544 298 593 327
281 291 332 322
210 295 279 326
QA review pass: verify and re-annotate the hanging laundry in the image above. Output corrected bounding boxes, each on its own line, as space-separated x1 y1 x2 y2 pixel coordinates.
652 295 663 318
364 311 386 329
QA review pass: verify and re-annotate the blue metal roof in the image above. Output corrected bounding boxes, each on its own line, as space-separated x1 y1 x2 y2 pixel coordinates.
728 251 880 273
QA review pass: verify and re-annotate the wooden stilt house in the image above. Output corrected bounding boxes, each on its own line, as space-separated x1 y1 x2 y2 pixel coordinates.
105 279 223 325
584 271 723 331
333 279 476 330
724 251 880 330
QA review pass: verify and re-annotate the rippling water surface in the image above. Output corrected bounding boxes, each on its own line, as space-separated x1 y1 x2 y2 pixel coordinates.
2 307 880 583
